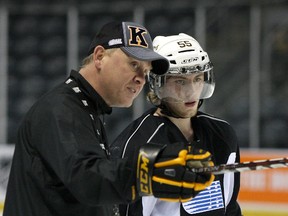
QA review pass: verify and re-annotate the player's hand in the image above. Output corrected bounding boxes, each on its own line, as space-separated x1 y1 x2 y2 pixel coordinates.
136 142 215 202
185 147 215 192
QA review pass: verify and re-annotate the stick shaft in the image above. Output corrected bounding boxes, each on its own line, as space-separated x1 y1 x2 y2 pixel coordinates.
191 157 288 175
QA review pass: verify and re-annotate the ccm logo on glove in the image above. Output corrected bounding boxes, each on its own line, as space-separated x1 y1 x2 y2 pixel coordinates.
138 153 150 194
137 144 163 196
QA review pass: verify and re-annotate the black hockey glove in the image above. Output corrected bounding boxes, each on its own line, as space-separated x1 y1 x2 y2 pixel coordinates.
136 142 215 202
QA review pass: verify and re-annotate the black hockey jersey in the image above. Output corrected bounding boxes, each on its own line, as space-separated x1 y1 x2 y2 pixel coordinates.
111 108 242 216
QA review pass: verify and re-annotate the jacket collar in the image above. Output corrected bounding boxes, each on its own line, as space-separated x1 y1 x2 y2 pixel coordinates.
69 70 112 115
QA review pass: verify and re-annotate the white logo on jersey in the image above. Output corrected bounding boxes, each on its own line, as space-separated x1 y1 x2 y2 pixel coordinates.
182 180 224 214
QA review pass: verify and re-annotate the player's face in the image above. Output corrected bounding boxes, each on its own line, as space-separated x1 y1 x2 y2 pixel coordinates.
167 99 200 118
163 73 204 102
99 49 151 107
164 73 204 118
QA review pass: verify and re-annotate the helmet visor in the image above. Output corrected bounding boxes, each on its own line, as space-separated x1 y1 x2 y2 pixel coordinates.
153 68 215 103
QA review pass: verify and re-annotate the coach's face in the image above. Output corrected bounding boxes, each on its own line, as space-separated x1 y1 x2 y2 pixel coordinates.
94 47 151 107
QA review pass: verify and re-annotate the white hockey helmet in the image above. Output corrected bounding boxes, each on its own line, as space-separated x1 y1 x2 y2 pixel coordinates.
150 33 215 103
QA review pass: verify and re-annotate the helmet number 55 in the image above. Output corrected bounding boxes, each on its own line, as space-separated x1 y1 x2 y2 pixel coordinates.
177 40 192 48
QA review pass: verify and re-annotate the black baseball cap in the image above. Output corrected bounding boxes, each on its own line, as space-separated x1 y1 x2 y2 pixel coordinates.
88 21 169 75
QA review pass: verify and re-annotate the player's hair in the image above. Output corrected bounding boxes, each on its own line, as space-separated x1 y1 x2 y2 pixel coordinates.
147 91 161 106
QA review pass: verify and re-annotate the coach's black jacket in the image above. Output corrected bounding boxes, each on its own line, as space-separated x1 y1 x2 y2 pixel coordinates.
111 109 242 216
3 70 133 216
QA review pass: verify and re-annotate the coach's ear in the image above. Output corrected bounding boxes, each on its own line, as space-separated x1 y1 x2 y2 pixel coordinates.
93 45 105 69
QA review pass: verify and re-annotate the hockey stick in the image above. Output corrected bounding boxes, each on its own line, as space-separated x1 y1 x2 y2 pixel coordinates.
190 157 288 175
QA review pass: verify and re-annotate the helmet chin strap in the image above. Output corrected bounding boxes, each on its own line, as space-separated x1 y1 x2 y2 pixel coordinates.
198 99 204 108
158 99 204 119
159 102 185 119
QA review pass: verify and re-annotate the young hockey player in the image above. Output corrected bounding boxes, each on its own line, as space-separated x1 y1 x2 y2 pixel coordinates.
111 33 242 216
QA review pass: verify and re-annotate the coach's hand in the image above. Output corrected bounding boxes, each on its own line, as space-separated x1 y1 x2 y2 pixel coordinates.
136 142 215 202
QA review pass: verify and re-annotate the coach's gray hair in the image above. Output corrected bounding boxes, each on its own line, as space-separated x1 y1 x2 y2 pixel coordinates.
81 54 93 67
80 48 117 68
